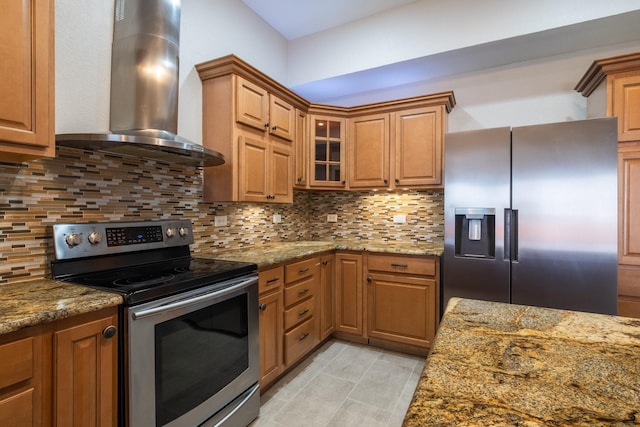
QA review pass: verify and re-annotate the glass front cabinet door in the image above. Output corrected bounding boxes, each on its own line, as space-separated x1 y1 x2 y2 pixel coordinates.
309 115 346 188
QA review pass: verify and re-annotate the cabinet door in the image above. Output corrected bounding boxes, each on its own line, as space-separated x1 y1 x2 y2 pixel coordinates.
613 75 640 142
270 142 293 203
367 273 436 348
309 116 347 189
294 109 308 188
236 76 269 132
0 332 44 427
239 135 269 202
319 255 335 340
394 106 443 187
619 148 640 266
259 290 283 388
335 253 363 335
269 95 295 141
55 311 117 427
348 114 390 188
0 0 54 161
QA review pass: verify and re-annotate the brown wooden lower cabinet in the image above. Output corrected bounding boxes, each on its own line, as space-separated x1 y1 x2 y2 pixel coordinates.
55 310 118 427
257 251 440 390
0 306 118 427
334 252 364 336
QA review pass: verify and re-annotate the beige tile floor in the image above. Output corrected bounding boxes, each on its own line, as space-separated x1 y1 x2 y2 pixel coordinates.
250 339 425 427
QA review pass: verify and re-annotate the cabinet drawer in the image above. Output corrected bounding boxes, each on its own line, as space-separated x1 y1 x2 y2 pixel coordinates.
0 337 33 389
284 297 315 330
284 275 316 307
367 254 436 276
284 317 316 365
259 266 284 294
285 257 317 284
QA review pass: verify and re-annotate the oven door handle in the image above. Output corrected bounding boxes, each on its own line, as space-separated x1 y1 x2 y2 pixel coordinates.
132 276 257 320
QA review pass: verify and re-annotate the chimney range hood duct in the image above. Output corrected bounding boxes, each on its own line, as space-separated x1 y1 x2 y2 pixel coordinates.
56 0 224 167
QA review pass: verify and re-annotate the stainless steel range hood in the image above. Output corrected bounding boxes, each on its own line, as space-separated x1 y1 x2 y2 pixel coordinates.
56 0 223 167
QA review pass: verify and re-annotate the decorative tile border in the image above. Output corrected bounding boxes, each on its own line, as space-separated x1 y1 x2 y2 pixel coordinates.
0 147 443 285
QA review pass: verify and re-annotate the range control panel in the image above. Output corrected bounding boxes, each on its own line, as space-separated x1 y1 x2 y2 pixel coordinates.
53 219 194 260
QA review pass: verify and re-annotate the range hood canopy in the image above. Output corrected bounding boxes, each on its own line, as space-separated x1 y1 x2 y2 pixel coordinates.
56 0 223 167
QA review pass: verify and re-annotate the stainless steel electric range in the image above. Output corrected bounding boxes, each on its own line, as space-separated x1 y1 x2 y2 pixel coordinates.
51 219 260 427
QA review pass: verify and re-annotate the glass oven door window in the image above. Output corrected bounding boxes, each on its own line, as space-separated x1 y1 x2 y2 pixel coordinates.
154 294 249 426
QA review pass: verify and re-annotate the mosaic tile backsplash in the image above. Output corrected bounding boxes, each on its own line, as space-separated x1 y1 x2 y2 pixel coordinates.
0 147 443 284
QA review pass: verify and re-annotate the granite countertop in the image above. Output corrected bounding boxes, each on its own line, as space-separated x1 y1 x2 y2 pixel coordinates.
0 278 123 335
209 240 443 268
1 240 441 336
403 298 640 426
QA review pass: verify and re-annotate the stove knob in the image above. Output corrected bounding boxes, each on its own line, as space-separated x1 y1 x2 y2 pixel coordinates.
166 227 176 238
88 231 103 245
179 227 189 237
65 233 82 247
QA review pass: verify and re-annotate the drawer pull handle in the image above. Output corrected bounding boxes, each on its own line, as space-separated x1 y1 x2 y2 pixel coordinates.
266 277 280 284
259 304 267 311
298 288 309 296
102 325 117 339
298 308 309 316
298 268 309 273
391 263 409 268
299 332 309 342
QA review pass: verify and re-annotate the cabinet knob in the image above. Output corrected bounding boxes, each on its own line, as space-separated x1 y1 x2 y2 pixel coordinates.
384 179 388 184
367 276 372 283
259 304 267 311
297 177 303 182
102 325 117 339
264 123 269 128
272 125 277 131
322 260 328 266
341 181 346 186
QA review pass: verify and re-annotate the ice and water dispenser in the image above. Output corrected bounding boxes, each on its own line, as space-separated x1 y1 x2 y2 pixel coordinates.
454 208 496 258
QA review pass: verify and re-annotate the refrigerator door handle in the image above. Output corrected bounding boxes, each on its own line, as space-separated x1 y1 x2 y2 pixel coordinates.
504 209 519 261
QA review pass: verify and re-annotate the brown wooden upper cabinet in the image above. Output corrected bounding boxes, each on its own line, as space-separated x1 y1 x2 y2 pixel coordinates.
0 0 55 163
576 51 640 318
197 55 455 199
309 115 347 189
348 104 446 189
236 76 295 142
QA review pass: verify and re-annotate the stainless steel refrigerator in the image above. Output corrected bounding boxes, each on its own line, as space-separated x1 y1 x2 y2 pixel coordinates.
443 117 618 315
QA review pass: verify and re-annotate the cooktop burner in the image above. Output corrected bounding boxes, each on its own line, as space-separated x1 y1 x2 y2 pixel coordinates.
64 257 257 305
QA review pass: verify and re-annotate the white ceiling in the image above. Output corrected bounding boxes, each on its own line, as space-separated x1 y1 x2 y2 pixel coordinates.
240 0 418 40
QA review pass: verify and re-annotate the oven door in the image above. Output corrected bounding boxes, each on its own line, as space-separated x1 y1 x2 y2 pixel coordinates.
125 274 259 427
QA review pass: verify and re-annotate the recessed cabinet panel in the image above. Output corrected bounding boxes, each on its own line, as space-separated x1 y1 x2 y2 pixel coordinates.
269 95 295 141
395 107 442 187
614 75 640 142
236 77 269 132
239 136 269 202
349 114 390 188
0 0 54 161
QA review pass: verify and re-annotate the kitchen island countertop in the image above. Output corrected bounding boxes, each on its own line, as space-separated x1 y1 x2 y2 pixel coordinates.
403 298 640 426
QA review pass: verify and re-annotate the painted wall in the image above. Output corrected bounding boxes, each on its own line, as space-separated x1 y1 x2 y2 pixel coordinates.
55 1 640 146
318 41 640 132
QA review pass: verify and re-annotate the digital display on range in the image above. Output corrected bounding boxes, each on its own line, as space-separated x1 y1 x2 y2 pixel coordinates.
105 225 164 247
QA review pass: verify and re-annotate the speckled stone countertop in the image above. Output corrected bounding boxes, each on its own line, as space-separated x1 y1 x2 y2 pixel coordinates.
1 240 440 336
403 298 640 426
0 279 123 335
209 240 443 268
